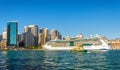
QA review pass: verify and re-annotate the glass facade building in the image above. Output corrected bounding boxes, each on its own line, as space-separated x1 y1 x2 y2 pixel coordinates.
7 21 18 46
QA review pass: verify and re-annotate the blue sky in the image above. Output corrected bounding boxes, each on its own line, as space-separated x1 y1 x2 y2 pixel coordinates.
0 0 120 39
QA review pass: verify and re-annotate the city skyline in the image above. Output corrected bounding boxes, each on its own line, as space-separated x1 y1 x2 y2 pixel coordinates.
0 0 120 39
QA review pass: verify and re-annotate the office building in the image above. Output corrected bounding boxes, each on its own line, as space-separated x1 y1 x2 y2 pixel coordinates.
28 25 38 46
38 33 44 46
38 28 49 45
24 25 38 46
44 28 49 44
7 21 18 46
0 34 2 42
40 28 44 33
38 28 44 45
28 25 38 37
51 29 58 40
38 28 51 46
57 32 62 40
18 33 22 42
24 26 28 32
47 34 51 41
2 28 7 40
51 29 62 40
23 32 34 47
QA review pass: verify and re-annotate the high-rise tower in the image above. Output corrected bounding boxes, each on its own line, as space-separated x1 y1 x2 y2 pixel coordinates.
23 25 38 46
7 21 18 46
51 29 58 40
2 28 7 40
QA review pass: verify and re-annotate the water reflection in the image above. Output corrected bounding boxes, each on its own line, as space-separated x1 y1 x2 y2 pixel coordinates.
5 50 45 70
0 50 120 70
43 50 108 70
0 51 7 70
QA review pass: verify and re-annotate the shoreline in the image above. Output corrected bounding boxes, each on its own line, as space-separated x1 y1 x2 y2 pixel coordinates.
1 48 120 51
0 48 45 51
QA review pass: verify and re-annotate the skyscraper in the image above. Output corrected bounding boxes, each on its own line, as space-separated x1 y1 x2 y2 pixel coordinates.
23 32 34 47
38 28 49 45
0 34 2 42
28 25 38 46
44 28 49 44
40 28 44 33
7 21 18 46
57 32 62 40
28 25 38 37
51 29 58 40
38 28 51 46
38 28 45 45
51 29 62 40
47 34 51 42
18 33 22 42
24 26 28 32
2 28 7 40
38 33 44 46
24 25 38 46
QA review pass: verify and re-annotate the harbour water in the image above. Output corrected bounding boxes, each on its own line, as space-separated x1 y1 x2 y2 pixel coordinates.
0 50 120 70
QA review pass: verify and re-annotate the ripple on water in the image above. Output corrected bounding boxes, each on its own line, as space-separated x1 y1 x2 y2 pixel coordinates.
0 50 120 70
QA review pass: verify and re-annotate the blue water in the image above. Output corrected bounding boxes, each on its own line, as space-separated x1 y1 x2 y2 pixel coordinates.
0 50 120 70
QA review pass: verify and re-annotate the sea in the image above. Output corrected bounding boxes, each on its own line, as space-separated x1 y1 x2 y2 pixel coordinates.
0 50 120 70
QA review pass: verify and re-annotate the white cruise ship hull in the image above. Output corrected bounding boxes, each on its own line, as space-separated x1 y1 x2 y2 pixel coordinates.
83 45 110 50
44 45 75 50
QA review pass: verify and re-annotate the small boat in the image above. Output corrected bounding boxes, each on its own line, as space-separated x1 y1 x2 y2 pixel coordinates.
71 50 87 52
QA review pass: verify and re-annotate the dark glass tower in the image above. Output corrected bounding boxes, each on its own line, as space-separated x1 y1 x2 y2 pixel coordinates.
7 21 18 46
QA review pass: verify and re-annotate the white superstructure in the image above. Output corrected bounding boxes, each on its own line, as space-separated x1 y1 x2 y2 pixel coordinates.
43 40 76 50
83 39 111 50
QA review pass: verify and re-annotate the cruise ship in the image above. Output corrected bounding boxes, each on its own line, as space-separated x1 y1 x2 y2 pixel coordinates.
83 39 111 50
44 40 77 50
43 37 111 50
